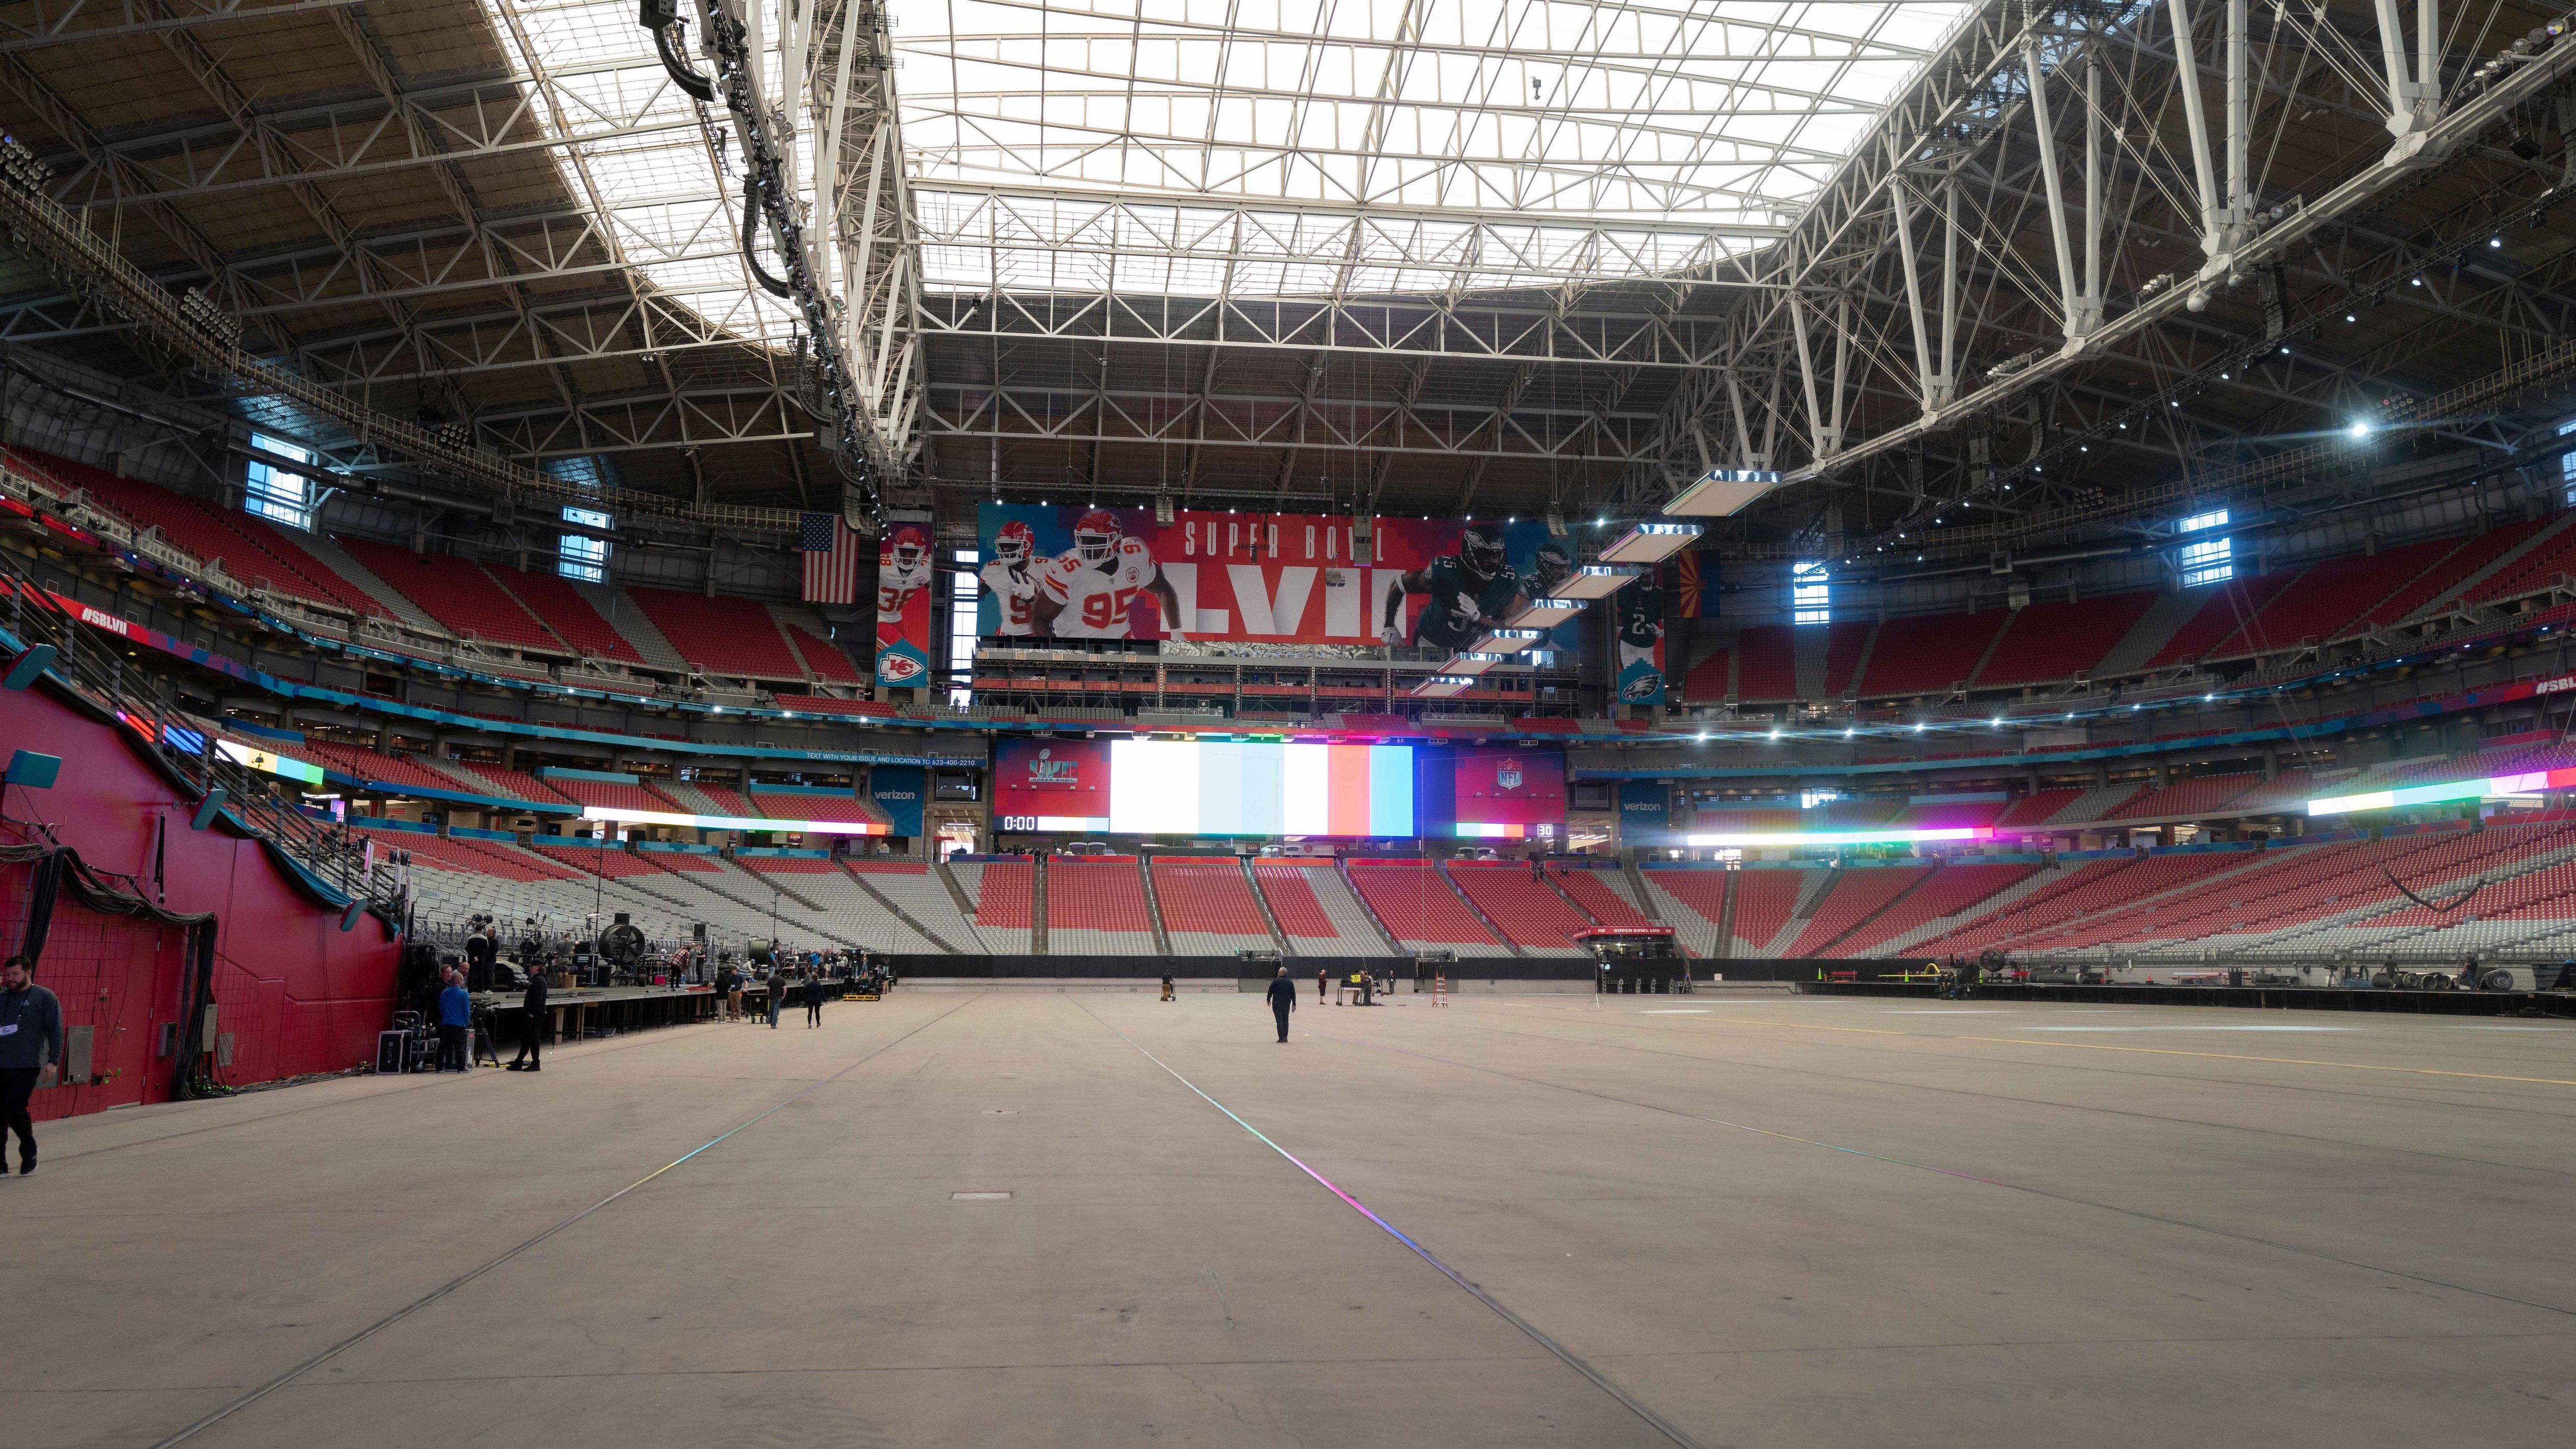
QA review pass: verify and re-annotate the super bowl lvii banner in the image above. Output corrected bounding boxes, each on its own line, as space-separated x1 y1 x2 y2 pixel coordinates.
974 502 1579 658
874 525 935 688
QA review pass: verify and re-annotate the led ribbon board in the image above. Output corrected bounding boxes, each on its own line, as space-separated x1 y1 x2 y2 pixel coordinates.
2304 766 2576 817
216 738 326 787
578 806 888 837
1107 740 1414 837
1683 827 1997 847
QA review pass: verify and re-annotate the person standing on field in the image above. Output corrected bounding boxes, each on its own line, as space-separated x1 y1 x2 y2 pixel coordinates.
0 954 64 1177
1267 966 1297 1043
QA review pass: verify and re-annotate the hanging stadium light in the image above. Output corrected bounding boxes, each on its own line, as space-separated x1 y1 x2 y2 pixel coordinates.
1597 521 1704 564
1549 565 1639 601
1664 468 1784 517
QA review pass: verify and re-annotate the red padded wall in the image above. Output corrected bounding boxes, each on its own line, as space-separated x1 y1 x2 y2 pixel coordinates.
0 680 400 1121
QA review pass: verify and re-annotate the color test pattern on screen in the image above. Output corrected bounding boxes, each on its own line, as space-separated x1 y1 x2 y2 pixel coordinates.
1107 740 1414 837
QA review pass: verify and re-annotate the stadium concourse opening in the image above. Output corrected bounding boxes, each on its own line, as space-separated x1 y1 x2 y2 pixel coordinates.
15 0 2576 1441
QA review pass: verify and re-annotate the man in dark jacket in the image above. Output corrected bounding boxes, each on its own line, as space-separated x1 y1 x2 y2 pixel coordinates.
0 954 65 1177
1266 966 1297 1043
436 969 471 1071
507 964 549 1071
464 926 497 992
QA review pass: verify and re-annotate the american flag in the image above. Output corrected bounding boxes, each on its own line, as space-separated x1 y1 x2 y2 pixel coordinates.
799 512 862 605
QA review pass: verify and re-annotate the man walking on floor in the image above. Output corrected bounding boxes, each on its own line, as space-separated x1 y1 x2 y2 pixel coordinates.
766 961 786 1029
507 959 548 1071
1317 964 1328 1004
805 967 825 1027
0 954 64 1178
1267 965 1297 1043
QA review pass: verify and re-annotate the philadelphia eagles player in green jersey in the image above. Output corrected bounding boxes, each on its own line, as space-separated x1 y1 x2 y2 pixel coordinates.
1380 520 1529 650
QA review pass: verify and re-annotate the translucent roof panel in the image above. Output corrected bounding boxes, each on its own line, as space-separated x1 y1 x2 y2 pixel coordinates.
892 0 1968 294
481 0 814 349
478 0 1970 342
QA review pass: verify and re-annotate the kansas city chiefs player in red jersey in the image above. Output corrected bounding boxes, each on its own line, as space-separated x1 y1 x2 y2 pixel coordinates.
875 524 934 642
979 519 1044 636
1032 509 1185 640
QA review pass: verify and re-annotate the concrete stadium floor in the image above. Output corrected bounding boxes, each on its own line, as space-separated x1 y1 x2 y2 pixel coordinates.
11 988 2576 1448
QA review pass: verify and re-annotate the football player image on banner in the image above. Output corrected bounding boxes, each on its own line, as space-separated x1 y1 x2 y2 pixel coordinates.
874 525 935 688
1505 524 1582 654
980 518 1046 637
1382 520 1531 649
975 504 1183 640
1614 568 1666 705
974 503 1580 659
1038 508 1185 639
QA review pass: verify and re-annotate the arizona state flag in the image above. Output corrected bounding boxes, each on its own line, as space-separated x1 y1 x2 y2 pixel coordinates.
1674 549 1718 619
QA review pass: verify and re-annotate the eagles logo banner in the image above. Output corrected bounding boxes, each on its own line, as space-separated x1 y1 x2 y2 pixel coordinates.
1614 567 1667 705
976 503 1578 656
874 526 936 688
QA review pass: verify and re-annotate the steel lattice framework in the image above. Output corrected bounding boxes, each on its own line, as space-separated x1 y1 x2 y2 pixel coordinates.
0 0 2571 554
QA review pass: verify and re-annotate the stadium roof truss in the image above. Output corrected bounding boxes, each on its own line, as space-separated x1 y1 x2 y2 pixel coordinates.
0 0 2573 545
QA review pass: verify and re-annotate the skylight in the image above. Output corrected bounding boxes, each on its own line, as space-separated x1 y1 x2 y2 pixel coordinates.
895 0 1965 295
246 432 316 532
488 0 1965 348
481 0 811 351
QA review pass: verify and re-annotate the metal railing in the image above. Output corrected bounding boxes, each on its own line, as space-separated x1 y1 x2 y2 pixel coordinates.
0 548 402 913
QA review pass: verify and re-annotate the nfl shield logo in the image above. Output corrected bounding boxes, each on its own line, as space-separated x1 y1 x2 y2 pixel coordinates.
1497 759 1523 791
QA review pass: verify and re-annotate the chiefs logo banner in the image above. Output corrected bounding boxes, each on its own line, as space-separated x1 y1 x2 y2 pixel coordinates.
874 526 935 687
975 503 1580 656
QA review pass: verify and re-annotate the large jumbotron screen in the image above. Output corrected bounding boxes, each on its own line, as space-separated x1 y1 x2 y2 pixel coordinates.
992 738 1415 837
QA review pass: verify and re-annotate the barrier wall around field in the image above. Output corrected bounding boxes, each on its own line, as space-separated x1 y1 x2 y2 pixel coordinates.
1799 980 2576 1015
0 673 402 1121
882 953 1599 980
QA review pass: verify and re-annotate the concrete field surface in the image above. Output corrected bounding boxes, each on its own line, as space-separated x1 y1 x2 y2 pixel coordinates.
10 990 2576 1447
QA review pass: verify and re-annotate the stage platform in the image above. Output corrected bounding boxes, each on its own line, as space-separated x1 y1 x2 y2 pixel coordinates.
478 983 724 1042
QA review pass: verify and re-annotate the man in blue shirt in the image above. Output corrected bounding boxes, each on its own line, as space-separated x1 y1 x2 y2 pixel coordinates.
436 968 472 1072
